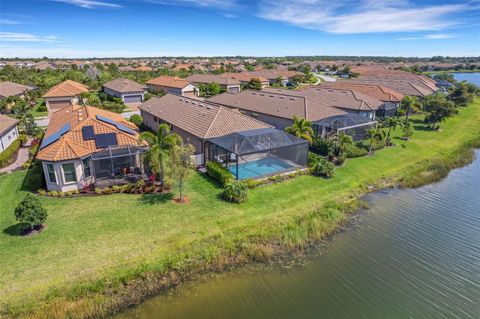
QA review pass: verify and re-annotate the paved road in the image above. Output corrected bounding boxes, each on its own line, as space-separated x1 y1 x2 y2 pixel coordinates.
313 73 337 83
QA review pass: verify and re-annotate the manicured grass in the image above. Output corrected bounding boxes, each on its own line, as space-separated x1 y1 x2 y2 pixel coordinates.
27 98 48 118
1 98 480 317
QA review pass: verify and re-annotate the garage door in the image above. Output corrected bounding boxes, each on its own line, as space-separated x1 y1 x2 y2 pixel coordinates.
48 100 71 111
228 86 240 93
124 95 143 104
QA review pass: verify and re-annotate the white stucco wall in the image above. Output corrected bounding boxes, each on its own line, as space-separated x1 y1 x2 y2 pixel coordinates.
0 125 19 153
42 159 87 192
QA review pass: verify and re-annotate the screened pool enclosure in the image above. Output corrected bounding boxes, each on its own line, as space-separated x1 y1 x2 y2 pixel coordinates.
207 128 309 180
313 114 377 141
90 145 149 187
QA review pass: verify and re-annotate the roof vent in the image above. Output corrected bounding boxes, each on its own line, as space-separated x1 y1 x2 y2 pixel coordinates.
206 106 212 109
289 98 295 101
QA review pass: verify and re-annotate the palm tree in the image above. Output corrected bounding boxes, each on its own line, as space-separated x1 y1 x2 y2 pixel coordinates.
139 123 182 187
366 127 385 155
336 132 353 157
285 116 315 144
384 117 400 145
400 96 422 122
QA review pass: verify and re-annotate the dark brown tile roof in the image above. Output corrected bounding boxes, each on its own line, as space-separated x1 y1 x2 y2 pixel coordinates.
139 93 271 139
0 81 34 98
102 78 147 93
207 90 345 122
0 114 18 135
146 76 192 89
319 82 404 103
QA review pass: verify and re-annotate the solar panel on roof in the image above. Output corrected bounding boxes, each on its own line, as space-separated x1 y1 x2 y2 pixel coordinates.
82 126 95 140
40 123 71 149
95 133 118 148
95 114 136 135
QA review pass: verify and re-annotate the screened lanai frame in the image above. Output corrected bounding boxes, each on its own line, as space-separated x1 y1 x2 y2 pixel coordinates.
91 144 149 185
313 114 377 141
207 128 309 180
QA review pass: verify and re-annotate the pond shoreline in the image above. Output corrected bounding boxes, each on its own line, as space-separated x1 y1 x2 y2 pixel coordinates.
3 101 480 319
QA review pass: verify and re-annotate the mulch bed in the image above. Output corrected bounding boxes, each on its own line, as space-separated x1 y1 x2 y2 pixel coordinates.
173 196 190 204
21 224 46 236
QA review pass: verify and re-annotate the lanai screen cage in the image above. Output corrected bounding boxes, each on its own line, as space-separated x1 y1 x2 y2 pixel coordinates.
207 128 309 180
377 104 398 118
91 145 149 186
313 114 377 141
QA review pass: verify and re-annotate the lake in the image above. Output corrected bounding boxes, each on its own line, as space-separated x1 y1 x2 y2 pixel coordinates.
446 72 480 86
115 151 480 319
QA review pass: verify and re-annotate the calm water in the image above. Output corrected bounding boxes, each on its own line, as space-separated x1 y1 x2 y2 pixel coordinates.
116 151 480 319
448 72 480 86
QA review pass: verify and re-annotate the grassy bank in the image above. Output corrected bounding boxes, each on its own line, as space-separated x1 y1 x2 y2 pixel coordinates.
1 98 480 318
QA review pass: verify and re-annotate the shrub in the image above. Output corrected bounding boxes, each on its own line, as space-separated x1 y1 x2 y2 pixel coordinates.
0 139 22 168
112 185 121 193
206 161 233 186
345 144 368 158
130 114 143 128
14 194 48 231
94 188 102 195
309 153 336 178
102 187 113 195
37 104 48 112
37 189 46 195
222 181 248 203
48 190 58 197
243 178 260 189
22 160 44 191
311 137 334 156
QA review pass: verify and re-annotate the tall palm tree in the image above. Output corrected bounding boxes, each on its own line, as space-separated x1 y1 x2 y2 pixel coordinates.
285 116 315 144
139 123 182 187
384 117 400 145
336 132 353 157
400 96 422 122
366 127 385 155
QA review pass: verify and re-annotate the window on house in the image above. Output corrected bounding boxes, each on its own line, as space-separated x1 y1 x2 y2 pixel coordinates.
62 163 77 183
154 116 158 123
46 164 56 184
83 158 91 178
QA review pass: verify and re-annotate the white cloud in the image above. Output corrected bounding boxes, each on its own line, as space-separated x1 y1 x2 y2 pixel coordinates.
0 19 21 25
258 0 474 34
145 0 236 9
397 33 456 40
52 0 122 9
0 32 59 42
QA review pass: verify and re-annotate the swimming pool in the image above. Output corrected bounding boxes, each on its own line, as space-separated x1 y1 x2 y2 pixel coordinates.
228 157 295 180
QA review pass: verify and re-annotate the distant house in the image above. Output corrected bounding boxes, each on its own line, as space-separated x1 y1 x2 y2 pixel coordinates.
139 93 272 166
244 70 302 86
186 74 241 94
208 89 377 141
36 105 146 192
146 76 199 98
0 81 35 99
43 80 89 112
102 78 147 104
0 114 19 154
134 66 153 72
223 73 270 88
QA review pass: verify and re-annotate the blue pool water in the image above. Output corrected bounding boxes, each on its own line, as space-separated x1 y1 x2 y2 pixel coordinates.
228 157 294 180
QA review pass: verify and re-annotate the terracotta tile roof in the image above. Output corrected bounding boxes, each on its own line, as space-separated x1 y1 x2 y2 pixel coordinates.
134 66 152 72
244 70 302 80
0 81 34 98
207 90 345 122
37 105 143 162
102 78 147 93
146 76 192 89
139 93 271 139
295 87 383 111
43 80 88 98
0 114 18 135
185 74 241 86
320 82 404 102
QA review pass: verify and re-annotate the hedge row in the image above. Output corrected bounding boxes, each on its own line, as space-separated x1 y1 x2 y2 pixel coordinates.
205 161 233 186
0 138 23 168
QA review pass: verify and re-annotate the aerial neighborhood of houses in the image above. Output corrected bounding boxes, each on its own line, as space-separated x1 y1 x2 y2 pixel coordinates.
0 57 462 194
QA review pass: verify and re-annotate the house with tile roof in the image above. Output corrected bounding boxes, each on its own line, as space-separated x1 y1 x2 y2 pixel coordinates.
43 80 89 112
146 76 199 98
37 105 147 192
185 74 241 94
0 114 19 154
0 81 35 99
102 78 147 104
139 93 273 166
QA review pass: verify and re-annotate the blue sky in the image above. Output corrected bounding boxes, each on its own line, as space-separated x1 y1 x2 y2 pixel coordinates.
0 0 479 58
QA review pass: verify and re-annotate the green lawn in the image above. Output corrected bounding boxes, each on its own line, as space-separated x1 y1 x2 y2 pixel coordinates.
27 98 48 118
1 98 480 316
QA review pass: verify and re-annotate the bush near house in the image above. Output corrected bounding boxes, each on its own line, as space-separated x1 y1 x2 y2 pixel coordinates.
308 153 336 178
14 194 48 232
206 161 233 186
222 181 248 203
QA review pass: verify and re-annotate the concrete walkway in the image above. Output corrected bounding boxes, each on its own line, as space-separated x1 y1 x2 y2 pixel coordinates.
0 138 32 174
